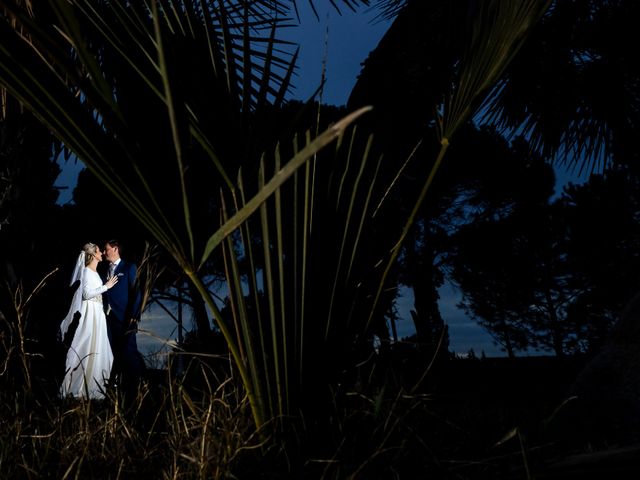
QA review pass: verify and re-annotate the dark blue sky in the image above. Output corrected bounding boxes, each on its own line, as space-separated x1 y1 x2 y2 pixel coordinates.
280 4 390 105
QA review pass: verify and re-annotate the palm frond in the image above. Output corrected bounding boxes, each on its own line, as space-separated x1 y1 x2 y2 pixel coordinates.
0 0 374 428
440 0 552 141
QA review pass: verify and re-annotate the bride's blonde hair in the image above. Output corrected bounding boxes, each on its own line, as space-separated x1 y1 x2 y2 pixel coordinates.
82 243 98 266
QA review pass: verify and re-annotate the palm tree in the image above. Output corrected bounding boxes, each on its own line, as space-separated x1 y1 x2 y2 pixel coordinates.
0 0 551 432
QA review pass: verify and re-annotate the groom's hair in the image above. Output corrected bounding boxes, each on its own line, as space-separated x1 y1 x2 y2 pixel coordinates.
106 238 122 255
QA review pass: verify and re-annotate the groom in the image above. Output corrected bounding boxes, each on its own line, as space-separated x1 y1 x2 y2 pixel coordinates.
102 239 145 396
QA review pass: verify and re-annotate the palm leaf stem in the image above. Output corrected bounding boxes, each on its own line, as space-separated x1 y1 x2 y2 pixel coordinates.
325 133 373 338
258 159 285 418
185 269 265 428
299 132 311 376
273 148 290 416
198 106 373 269
292 154 300 376
236 170 275 420
366 139 449 330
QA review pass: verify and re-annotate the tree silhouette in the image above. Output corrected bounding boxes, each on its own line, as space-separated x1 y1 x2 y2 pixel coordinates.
345 0 640 362
446 160 640 357
560 168 640 353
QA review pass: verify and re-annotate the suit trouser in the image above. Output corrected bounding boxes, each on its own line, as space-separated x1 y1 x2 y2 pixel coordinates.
106 313 144 390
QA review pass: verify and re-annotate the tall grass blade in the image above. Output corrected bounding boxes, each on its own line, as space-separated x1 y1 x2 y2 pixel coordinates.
199 106 373 268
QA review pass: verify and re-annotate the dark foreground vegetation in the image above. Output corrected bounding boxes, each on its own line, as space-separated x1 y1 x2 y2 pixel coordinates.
3 344 640 479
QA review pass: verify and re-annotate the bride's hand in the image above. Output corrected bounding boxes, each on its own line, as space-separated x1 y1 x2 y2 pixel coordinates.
105 275 119 289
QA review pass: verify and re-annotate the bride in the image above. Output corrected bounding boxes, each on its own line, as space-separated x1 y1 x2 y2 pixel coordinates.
59 243 118 399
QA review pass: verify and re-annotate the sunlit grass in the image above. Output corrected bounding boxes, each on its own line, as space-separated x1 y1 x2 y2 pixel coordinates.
0 352 447 479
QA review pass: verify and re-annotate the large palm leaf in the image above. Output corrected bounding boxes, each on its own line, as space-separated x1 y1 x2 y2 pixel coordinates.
0 0 370 427
0 0 555 432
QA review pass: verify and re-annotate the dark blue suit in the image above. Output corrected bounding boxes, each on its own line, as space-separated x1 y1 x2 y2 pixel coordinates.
102 259 144 392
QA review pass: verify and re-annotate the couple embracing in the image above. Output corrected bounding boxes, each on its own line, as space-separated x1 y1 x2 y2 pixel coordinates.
59 240 144 400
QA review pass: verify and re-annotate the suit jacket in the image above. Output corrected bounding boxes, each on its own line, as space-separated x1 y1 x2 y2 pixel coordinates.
103 259 141 325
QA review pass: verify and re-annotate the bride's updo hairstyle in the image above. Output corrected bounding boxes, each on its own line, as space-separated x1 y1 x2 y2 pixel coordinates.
82 243 98 266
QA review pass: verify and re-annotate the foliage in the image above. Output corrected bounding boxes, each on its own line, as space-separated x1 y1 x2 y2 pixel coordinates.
0 0 555 439
482 0 640 172
0 332 624 479
347 0 640 363
0 0 371 429
4 2 640 477
358 0 552 330
447 162 640 357
449 201 577 357
559 168 640 352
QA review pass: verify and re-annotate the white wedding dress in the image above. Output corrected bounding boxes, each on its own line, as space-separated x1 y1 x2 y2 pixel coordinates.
60 267 114 399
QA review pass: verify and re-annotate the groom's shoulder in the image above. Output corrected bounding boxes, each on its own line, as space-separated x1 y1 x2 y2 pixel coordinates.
123 259 138 272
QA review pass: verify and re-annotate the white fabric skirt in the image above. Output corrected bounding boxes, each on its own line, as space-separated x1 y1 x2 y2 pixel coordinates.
60 298 114 399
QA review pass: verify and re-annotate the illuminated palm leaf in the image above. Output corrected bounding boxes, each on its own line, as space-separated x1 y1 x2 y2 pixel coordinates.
0 0 371 428
219 120 382 423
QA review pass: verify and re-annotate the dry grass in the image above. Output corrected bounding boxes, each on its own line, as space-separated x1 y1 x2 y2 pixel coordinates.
4 273 622 479
0 365 264 479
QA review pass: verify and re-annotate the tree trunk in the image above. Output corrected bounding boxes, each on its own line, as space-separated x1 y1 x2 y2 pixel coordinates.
544 290 565 357
500 318 516 358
